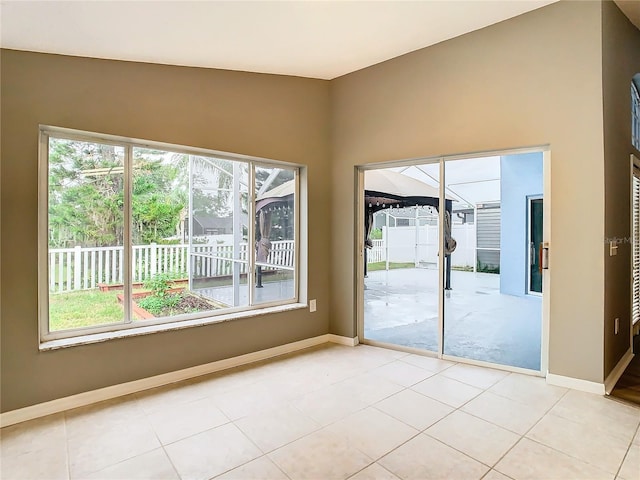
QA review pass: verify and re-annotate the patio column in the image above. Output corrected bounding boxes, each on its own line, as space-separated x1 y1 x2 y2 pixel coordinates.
385 212 389 271
414 206 419 268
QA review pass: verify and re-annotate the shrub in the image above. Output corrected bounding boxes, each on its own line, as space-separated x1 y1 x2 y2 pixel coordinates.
144 273 174 298
138 293 181 315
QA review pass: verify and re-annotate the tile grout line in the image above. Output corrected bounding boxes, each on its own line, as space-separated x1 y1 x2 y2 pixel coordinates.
361 365 516 472
613 420 640 480
345 460 397 480
63 412 71 480
364 376 495 478
392 372 565 477
9 345 636 480
149 410 183 480
486 383 570 475
488 387 624 478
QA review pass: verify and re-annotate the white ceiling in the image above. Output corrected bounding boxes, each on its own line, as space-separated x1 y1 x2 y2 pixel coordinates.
1 0 559 80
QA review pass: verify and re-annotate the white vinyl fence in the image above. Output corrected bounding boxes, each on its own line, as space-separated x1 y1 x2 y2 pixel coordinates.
49 241 295 293
367 224 477 268
367 240 386 263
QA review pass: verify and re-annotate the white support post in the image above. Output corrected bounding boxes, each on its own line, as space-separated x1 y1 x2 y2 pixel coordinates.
73 245 82 290
474 205 478 273
385 212 390 271
414 206 420 268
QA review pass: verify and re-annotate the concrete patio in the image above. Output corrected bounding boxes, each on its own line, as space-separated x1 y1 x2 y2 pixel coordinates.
194 277 295 308
364 268 542 370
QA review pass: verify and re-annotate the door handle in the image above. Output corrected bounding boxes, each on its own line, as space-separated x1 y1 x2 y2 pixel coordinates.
540 242 549 270
530 242 535 266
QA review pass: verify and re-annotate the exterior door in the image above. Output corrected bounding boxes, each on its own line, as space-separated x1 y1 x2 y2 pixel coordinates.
529 197 543 294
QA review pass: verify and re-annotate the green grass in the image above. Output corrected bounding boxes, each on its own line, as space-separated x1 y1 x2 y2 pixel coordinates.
452 265 474 272
49 290 124 331
49 270 296 331
367 262 415 271
49 286 151 330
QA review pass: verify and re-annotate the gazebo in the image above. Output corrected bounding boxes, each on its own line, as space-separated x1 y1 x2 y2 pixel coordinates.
255 181 295 287
256 170 456 289
364 169 455 289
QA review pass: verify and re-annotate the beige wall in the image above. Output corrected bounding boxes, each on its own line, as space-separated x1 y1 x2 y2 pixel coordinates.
330 1 606 382
0 50 331 412
2 0 630 412
602 1 640 376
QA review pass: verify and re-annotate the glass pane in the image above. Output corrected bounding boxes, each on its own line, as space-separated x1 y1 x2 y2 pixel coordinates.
48 138 125 331
363 164 440 351
188 156 250 309
131 148 201 320
254 166 296 304
130 150 251 320
191 258 249 307
443 154 542 370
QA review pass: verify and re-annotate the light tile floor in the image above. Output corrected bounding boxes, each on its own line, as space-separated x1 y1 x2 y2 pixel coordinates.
1 344 639 480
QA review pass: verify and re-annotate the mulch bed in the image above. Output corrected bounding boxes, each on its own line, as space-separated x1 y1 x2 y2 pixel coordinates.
155 293 215 317
117 290 218 319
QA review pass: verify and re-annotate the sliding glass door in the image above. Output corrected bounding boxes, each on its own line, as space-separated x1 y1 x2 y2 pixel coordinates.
361 151 544 372
362 163 441 353
442 154 542 370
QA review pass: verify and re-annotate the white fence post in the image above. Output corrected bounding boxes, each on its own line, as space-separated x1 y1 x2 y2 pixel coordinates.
150 243 157 277
73 245 82 291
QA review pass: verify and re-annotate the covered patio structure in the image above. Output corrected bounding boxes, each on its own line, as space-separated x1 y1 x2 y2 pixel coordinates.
364 169 455 289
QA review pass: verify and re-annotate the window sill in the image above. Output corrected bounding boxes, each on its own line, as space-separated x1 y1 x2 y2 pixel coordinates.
39 303 308 351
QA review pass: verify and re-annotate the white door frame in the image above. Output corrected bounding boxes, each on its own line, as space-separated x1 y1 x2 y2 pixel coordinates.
355 146 550 376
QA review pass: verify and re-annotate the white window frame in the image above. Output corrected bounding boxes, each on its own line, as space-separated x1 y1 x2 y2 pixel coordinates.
39 126 302 344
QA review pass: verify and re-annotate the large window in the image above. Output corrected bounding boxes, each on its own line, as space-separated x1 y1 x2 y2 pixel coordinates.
40 127 299 342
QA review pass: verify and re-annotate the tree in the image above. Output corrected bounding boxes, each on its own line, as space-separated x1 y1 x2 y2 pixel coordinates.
49 139 125 247
48 139 187 247
132 151 186 244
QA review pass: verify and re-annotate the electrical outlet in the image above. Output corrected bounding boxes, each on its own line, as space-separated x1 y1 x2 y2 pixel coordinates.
309 299 317 312
614 317 619 335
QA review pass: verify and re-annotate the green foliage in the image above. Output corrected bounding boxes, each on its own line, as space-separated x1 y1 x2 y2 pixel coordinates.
452 265 474 272
48 139 187 248
48 140 125 247
370 228 383 240
477 261 500 274
48 139 296 249
143 273 174 298
157 238 181 245
138 273 182 315
367 262 415 271
137 293 181 315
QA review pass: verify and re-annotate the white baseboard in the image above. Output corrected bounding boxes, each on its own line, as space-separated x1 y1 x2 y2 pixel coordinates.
1 333 359 428
604 348 634 395
327 334 359 346
546 373 605 395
